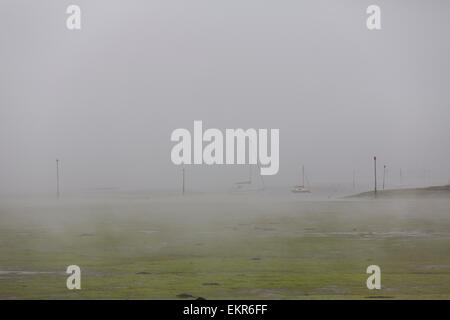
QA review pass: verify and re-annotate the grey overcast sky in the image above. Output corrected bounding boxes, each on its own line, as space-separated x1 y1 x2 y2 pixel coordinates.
1 1 449 194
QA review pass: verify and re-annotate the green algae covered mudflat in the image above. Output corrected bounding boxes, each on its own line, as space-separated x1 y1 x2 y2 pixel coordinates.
0 193 449 299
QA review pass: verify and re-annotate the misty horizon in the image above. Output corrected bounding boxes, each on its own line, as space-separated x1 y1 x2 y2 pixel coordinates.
1 1 449 195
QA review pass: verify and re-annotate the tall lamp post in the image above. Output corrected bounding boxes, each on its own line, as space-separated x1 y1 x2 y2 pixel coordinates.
374 156 377 196
56 159 60 199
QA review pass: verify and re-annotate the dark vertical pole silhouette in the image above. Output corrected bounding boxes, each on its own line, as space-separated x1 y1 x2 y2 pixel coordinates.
56 159 60 199
383 165 386 190
353 169 356 190
374 156 377 195
302 165 305 188
259 164 265 190
182 166 185 195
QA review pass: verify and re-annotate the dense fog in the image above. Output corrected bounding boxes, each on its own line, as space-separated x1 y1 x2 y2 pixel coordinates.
1 1 449 195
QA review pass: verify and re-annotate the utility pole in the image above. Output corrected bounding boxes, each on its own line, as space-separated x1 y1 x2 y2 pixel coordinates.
374 156 377 195
383 165 386 190
56 159 60 199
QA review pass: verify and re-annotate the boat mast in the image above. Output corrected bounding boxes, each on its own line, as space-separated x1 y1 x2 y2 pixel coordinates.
353 169 356 190
302 165 305 187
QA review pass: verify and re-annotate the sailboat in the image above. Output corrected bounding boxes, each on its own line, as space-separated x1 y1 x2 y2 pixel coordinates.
232 164 265 192
292 165 311 193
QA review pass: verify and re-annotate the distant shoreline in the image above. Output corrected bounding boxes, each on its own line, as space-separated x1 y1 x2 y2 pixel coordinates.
346 185 450 199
